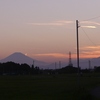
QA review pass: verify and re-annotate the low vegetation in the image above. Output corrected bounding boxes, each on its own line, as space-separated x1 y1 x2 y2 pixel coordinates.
0 62 100 99
0 73 100 100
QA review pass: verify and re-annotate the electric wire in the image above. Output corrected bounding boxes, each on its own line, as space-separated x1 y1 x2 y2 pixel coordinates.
79 23 97 46
82 15 100 21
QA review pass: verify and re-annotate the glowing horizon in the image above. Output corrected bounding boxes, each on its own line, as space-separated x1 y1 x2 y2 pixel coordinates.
0 0 100 63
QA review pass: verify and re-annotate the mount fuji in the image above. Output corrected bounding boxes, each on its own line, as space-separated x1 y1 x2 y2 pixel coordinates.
0 52 47 68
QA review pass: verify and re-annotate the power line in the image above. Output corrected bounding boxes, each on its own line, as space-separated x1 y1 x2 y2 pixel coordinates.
82 15 100 21
79 23 97 46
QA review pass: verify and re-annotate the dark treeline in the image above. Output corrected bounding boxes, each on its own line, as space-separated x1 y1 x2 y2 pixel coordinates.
0 62 40 75
0 61 100 75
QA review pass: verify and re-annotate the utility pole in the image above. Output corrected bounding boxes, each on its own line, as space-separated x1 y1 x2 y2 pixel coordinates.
76 20 80 88
89 60 91 70
32 60 35 75
76 20 80 74
55 62 57 69
59 61 61 69
33 60 35 68
68 52 73 67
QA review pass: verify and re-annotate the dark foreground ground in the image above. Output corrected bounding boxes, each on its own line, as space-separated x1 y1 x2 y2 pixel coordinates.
91 86 100 98
0 73 100 100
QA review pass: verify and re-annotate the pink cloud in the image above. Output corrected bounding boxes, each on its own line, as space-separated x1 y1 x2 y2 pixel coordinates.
27 20 74 26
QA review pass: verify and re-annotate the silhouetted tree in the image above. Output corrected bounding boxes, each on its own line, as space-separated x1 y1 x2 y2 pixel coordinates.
94 66 100 72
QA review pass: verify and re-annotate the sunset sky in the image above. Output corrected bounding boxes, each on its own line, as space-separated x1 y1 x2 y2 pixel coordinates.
0 0 100 62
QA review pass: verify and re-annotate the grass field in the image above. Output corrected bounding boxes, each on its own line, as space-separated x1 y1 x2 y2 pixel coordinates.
0 73 100 100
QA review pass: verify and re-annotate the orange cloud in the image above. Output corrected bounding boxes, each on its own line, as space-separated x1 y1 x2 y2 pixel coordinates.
81 26 96 29
56 20 74 24
79 46 100 58
33 51 100 59
28 20 74 26
28 22 63 26
33 53 67 58
79 51 100 58
80 46 100 50
32 45 100 60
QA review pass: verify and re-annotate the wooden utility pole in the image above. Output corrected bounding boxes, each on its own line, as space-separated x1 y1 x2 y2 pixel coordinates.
89 60 91 70
59 61 61 69
55 62 57 69
76 20 80 74
76 20 80 88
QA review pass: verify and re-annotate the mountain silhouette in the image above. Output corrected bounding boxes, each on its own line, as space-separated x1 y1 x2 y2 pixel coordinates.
72 57 100 69
0 52 46 67
46 57 100 69
1 52 100 69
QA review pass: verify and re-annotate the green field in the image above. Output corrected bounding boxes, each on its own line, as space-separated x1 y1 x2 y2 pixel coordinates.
0 74 100 100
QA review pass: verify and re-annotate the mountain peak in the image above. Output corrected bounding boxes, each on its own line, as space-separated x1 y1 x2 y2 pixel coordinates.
11 52 26 56
4 52 29 59
0 52 46 67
